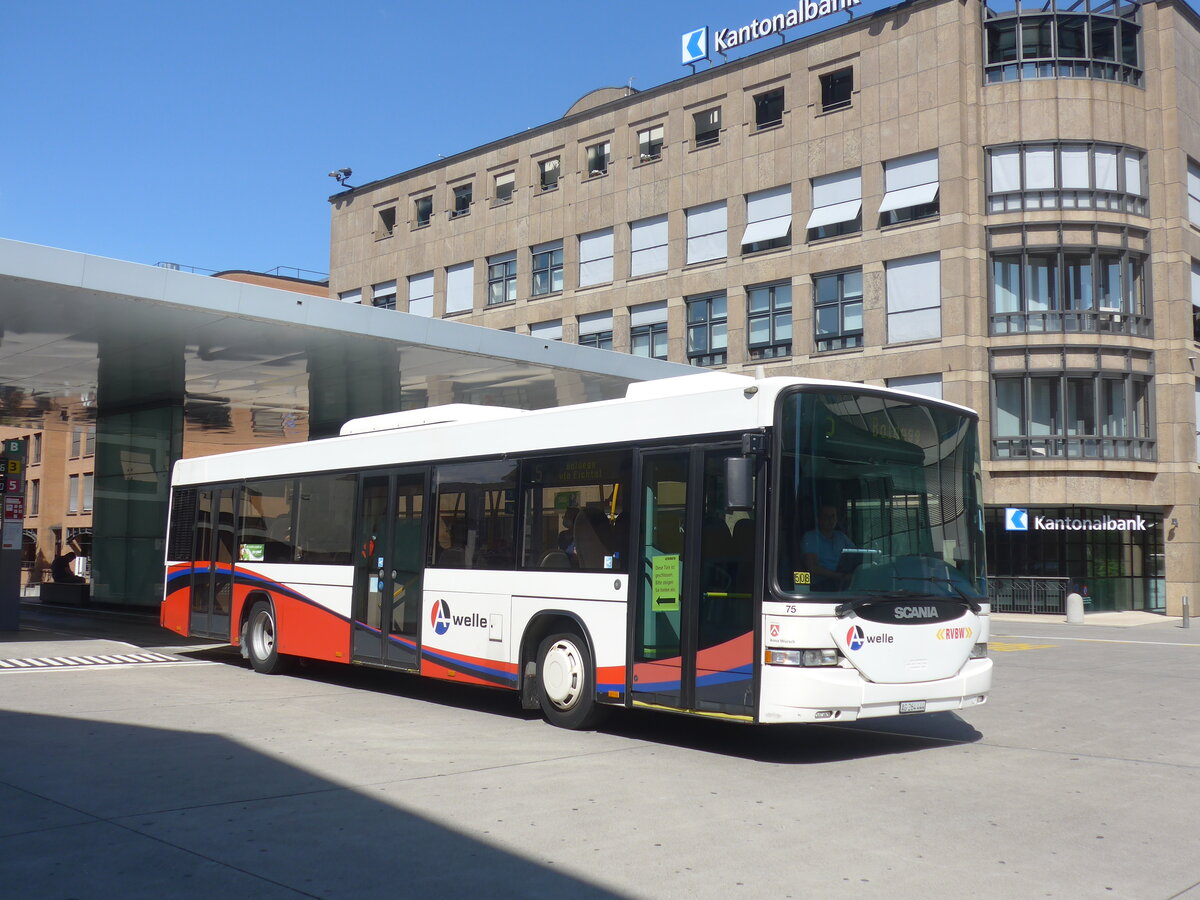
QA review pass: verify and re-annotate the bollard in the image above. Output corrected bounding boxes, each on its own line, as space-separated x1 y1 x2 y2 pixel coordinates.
1184 595 1191 629
1065 592 1084 624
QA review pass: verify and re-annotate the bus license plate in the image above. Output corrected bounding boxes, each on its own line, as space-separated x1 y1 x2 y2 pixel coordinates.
899 701 926 714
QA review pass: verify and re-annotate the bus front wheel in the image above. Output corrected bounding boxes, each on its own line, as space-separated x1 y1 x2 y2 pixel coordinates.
536 632 604 730
243 600 286 675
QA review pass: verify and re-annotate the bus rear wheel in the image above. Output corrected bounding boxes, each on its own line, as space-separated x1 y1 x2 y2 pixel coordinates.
537 632 604 730
243 600 286 675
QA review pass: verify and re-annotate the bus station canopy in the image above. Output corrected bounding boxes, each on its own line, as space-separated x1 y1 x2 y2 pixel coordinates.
0 238 689 431
0 237 690 608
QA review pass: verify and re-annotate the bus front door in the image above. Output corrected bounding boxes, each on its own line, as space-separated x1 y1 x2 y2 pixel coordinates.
632 448 757 720
351 470 426 670
189 486 235 641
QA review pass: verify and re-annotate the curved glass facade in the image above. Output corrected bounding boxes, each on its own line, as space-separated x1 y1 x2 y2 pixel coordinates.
984 1 1142 85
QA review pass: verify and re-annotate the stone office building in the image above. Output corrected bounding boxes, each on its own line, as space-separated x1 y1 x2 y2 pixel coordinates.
327 0 1200 616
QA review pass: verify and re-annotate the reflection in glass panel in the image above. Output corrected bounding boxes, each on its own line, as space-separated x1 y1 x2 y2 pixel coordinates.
1102 380 1128 437
1030 378 1058 435
844 302 863 332
1091 19 1116 61
988 20 1018 63
1065 253 1094 310
1067 379 1095 436
995 380 1023 436
1026 255 1058 311
993 257 1021 312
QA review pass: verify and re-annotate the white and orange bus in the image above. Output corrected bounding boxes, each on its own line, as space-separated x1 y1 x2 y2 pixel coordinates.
162 373 992 728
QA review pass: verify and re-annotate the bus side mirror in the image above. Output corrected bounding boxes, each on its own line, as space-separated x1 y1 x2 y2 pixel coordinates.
725 457 755 511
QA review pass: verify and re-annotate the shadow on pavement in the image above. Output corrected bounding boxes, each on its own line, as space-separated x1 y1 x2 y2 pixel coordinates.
0 710 628 899
188 649 982 765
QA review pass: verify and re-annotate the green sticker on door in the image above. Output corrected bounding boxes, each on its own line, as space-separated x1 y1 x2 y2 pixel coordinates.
651 555 681 611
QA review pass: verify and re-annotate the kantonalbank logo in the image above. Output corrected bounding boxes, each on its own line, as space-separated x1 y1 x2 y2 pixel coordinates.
429 600 489 636
846 625 893 651
936 626 973 641
682 0 862 64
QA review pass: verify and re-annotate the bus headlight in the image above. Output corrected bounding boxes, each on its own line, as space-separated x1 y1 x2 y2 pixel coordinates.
765 648 840 667
970 643 988 659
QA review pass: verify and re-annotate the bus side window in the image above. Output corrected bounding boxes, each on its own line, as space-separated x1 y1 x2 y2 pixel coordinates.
433 460 517 569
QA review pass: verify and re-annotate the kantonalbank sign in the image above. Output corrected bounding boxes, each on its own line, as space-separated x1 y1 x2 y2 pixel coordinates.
1004 508 1150 533
682 0 862 64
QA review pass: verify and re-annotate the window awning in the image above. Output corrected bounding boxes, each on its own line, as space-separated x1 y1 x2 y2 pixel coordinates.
805 199 861 230
740 214 792 246
878 182 939 213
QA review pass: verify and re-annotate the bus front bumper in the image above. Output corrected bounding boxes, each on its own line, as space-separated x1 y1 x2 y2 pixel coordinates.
758 658 993 724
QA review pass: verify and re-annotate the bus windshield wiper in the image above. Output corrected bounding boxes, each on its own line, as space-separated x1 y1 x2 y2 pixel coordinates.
835 590 929 618
892 576 982 613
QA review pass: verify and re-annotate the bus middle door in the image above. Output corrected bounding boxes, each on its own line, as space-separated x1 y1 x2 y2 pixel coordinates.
351 470 426 670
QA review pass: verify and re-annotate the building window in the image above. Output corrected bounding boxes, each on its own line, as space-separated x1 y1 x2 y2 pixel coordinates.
990 247 1148 336
637 125 664 162
539 158 560 192
414 196 432 228
445 262 473 314
1192 260 1200 342
68 474 79 514
886 253 941 343
31 433 41 465
1189 159 1200 227
819 68 853 112
631 301 669 359
741 185 791 253
578 228 614 287
807 169 861 241
578 311 613 350
983 6 1142 86
752 88 785 130
408 272 434 317
84 427 95 457
813 269 864 352
693 108 721 147
992 371 1153 460
487 252 517 305
451 184 472 218
988 143 1146 214
747 282 792 359
880 151 940 226
530 319 563 341
82 473 94 513
686 293 728 367
586 141 610 177
71 427 82 458
372 280 397 310
29 479 39 517
630 215 669 276
1195 379 1200 461
531 242 563 296
337 289 362 304
494 172 515 203
887 374 943 400
375 206 397 239
685 201 727 264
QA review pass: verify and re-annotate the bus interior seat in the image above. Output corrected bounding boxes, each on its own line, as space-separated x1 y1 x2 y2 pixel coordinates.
539 549 572 569
573 507 614 569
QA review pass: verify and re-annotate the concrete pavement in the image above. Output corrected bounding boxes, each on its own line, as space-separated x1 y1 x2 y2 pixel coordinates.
1 603 1197 899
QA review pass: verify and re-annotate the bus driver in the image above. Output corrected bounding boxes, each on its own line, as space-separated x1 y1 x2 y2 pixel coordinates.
802 503 855 591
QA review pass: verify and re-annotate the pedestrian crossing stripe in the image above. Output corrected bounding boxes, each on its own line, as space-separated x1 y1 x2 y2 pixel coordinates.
0 651 184 670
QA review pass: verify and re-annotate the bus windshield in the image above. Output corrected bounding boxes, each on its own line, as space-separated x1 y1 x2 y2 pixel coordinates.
775 388 986 602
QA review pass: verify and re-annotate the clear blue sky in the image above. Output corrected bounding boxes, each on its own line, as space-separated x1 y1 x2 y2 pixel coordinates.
1 0 1184 276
